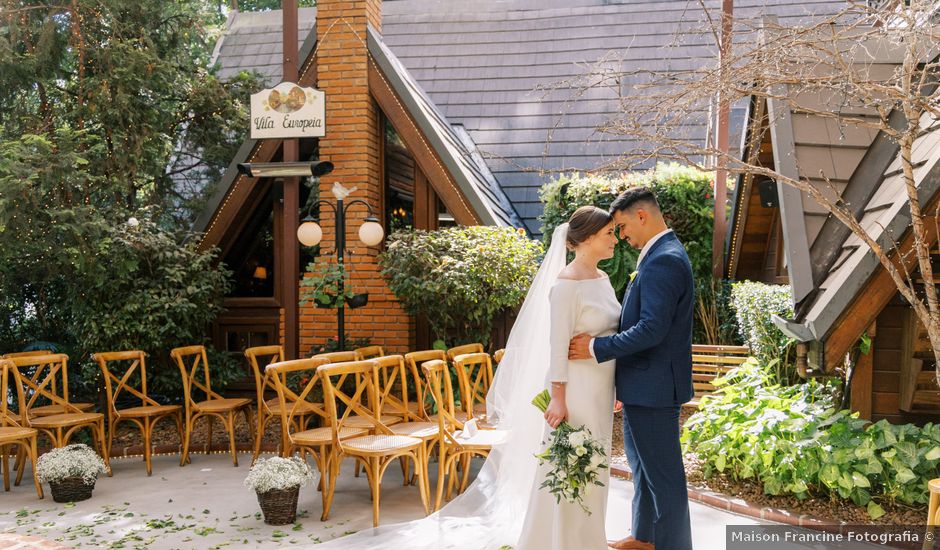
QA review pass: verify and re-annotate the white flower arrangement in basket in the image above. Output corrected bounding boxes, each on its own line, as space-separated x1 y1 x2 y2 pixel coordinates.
244 456 314 493
37 444 107 486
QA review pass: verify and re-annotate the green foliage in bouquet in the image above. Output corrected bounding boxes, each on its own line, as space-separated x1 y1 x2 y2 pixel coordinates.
531 390 609 514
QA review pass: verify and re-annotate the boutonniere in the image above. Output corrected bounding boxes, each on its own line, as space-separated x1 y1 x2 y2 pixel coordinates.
629 271 638 282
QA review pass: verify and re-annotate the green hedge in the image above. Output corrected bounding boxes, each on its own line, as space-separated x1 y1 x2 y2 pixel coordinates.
539 163 718 291
684 358 940 518
379 226 543 346
729 281 795 382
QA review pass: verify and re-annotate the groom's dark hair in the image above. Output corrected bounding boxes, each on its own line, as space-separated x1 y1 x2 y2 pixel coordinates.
610 187 660 214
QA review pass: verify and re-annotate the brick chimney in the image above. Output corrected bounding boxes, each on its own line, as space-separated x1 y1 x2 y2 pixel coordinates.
301 0 413 354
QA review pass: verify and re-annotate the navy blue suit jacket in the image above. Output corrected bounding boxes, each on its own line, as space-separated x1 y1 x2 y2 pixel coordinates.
593 232 694 407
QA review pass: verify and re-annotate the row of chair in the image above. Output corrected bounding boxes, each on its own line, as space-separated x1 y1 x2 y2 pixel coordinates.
0 343 505 523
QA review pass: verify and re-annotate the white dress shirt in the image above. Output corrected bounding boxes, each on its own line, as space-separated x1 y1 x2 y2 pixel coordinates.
588 228 673 359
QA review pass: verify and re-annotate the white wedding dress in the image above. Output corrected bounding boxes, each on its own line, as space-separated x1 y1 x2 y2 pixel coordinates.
311 223 619 550
516 276 620 550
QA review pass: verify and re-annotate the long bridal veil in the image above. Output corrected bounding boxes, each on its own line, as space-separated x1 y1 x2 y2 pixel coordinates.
315 223 571 550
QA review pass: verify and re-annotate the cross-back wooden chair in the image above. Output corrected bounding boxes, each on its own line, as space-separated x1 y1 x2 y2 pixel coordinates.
445 343 484 363
92 350 183 475
0 360 43 499
404 350 447 422
171 345 253 467
9 354 110 475
493 349 505 364
422 359 507 510
268 357 352 505
453 353 494 426
318 360 429 526
246 345 325 465
354 346 385 360
1 351 93 417
375 355 440 485
312 350 360 363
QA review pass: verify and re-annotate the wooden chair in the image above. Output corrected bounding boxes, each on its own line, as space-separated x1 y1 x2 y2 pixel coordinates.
1 351 94 417
404 350 447 422
171 345 253 467
268 356 354 511
422 359 507 510
318 360 429 526
493 349 505 364
453 353 494 425
93 351 183 475
0 360 43 499
9 354 110 475
375 355 440 485
354 346 386 360
445 343 484 363
312 351 360 363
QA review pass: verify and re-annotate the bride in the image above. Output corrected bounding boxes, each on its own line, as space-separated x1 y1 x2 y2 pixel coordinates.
316 206 621 549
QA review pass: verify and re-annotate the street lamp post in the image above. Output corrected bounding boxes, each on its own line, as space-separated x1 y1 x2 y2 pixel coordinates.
298 183 384 350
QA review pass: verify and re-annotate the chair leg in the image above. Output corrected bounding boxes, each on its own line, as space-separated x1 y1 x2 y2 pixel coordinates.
434 447 447 512
321 454 339 521
206 415 214 455
252 412 266 466
28 438 42 499
400 456 409 486
370 457 382 528
97 420 112 476
180 414 192 467
14 446 25 487
143 416 153 476
2 444 9 492
227 413 238 467
416 448 430 516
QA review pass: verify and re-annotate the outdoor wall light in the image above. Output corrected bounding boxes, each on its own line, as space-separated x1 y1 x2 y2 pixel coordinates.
236 160 334 178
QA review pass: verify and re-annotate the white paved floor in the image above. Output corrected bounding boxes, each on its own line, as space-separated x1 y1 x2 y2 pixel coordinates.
4 452 868 550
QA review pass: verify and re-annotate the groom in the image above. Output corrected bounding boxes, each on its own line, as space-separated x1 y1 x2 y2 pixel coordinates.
569 187 694 550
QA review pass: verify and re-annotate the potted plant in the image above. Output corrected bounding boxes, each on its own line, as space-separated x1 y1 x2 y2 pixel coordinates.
244 456 314 525
37 444 108 503
301 260 357 309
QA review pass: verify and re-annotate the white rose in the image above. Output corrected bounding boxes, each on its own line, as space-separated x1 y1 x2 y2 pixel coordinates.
576 446 587 456
589 453 606 469
568 431 587 447
126 217 140 228
556 469 567 480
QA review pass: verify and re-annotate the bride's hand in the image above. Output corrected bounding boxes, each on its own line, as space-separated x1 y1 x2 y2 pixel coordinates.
544 398 568 429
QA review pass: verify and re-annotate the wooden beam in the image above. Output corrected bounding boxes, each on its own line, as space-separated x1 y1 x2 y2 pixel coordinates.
368 59 480 226
850 323 875 420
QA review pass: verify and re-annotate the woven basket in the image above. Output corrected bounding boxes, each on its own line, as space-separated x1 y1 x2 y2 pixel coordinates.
256 486 300 525
49 476 95 503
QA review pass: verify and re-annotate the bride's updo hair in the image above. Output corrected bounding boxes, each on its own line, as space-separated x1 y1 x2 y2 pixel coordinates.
565 206 613 250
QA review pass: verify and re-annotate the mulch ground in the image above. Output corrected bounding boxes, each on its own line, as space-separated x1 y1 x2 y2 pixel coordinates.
611 409 927 526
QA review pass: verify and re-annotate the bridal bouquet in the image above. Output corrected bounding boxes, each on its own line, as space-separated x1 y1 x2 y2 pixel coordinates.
531 389 609 514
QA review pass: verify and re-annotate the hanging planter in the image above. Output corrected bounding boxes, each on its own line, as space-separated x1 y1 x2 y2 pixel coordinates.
346 293 369 309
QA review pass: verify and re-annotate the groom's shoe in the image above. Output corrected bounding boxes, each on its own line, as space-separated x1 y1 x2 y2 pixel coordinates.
607 536 654 550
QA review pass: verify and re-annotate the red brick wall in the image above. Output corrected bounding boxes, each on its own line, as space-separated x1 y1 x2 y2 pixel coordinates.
300 0 414 355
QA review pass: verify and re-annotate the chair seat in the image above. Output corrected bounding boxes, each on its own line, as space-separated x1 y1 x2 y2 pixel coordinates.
452 428 508 449
117 404 181 418
389 421 439 439
29 412 103 428
292 426 367 446
342 434 423 454
30 402 94 417
345 414 402 429
193 398 251 413
0 426 37 442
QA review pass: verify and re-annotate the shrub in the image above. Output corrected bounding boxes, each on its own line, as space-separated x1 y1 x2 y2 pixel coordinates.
683 358 940 518
379 226 543 346
729 281 795 381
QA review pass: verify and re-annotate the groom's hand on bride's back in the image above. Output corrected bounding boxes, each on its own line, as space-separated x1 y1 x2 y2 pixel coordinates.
568 333 592 360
